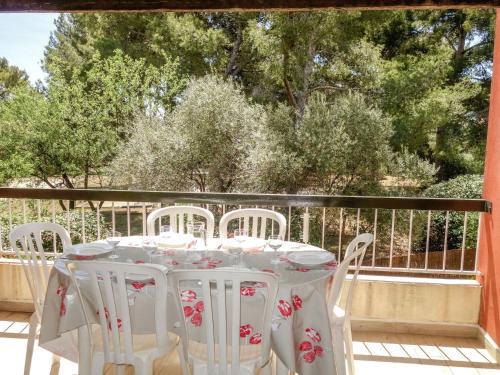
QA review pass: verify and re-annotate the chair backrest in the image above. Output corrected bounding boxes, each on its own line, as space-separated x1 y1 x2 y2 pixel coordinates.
66 261 170 364
9 222 72 319
147 205 215 239
218 209 286 239
169 268 279 375
328 233 373 316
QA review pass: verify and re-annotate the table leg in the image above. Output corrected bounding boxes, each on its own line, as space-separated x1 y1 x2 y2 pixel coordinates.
78 326 91 375
276 356 290 375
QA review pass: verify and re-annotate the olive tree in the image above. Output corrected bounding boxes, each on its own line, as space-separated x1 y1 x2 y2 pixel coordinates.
111 75 265 192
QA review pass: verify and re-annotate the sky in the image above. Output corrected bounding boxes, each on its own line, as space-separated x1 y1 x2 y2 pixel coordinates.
0 13 59 84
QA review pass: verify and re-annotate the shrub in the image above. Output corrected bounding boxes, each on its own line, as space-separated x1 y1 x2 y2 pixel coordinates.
0 203 110 253
415 174 483 252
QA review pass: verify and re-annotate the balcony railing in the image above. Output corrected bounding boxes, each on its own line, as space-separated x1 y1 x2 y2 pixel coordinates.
0 187 491 277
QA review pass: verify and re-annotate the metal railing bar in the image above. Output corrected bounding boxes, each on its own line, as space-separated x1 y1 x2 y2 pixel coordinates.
389 209 395 269
442 211 449 270
0 188 490 212
111 201 116 232
425 211 431 270
287 206 291 241
475 213 482 272
96 201 101 240
51 200 56 252
81 203 86 243
321 207 326 249
126 202 131 236
407 210 413 269
460 212 468 271
338 208 344 260
372 209 378 268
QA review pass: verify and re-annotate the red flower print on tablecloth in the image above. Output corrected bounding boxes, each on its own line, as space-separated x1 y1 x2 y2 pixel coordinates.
191 312 202 326
261 268 276 274
249 333 262 345
299 341 313 352
195 257 222 269
75 255 93 260
294 267 310 272
240 324 253 338
183 305 194 318
194 301 204 312
165 259 179 266
292 295 302 310
131 281 146 290
181 290 197 302
277 299 292 318
56 284 67 316
323 261 337 270
305 327 321 342
97 307 110 319
241 286 256 296
182 291 204 327
108 318 122 331
303 351 316 363
299 328 324 364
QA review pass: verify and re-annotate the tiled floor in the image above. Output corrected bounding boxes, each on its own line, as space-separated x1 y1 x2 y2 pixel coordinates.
0 311 498 374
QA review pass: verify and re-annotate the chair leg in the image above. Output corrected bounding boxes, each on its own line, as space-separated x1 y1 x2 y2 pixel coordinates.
275 356 289 375
344 320 355 375
24 312 38 375
50 354 61 375
332 327 346 375
90 356 104 375
134 359 153 375
176 342 190 375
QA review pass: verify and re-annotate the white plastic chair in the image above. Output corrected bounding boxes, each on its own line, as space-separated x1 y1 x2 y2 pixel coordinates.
147 206 215 239
218 209 286 239
66 260 178 375
169 268 279 375
328 233 373 375
9 222 72 375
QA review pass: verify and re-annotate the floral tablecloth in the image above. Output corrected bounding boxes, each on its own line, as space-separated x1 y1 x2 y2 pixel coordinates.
39 236 337 375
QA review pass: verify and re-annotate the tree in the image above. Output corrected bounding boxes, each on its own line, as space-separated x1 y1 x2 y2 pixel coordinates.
111 75 265 192
251 92 436 194
0 51 186 191
0 58 29 100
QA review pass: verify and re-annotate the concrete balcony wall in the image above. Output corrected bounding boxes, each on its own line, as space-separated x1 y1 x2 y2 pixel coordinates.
344 275 481 325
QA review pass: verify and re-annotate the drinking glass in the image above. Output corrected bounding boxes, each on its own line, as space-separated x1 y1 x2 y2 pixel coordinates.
188 221 206 249
106 230 122 260
268 234 283 264
234 228 248 244
231 229 248 266
160 225 173 238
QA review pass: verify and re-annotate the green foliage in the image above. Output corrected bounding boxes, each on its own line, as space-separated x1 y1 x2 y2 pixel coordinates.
0 205 109 252
0 10 494 197
0 50 186 188
251 92 435 194
111 75 265 192
415 174 483 252
0 57 29 100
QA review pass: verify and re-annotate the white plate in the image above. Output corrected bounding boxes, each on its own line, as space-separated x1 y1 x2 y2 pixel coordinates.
157 234 194 248
287 251 335 266
222 238 266 251
65 243 113 257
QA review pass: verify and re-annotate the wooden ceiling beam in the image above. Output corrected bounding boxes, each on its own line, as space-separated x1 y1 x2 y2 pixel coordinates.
0 0 499 12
